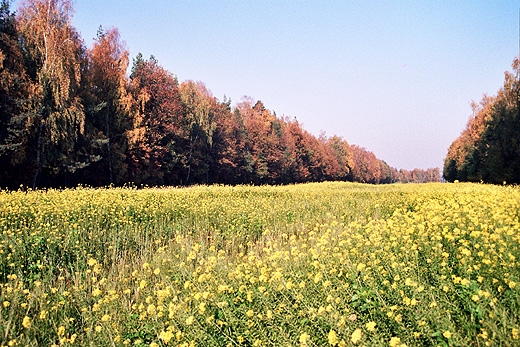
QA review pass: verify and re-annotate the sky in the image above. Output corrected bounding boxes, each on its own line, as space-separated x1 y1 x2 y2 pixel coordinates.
14 0 520 170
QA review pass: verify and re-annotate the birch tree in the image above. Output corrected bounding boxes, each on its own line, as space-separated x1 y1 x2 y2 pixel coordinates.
17 0 85 187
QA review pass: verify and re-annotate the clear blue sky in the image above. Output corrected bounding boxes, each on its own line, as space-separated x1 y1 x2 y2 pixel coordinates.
14 0 520 170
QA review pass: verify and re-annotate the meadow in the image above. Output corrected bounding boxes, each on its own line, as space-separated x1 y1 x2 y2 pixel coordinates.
0 182 519 347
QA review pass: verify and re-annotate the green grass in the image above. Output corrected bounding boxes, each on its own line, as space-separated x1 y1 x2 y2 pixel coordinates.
0 182 519 346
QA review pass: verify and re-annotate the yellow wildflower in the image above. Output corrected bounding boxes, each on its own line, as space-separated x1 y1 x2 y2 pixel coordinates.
328 329 339 346
159 330 174 344
389 337 401 347
351 328 362 344
366 321 377 332
185 316 195 325
22 316 31 329
299 332 310 346
57 326 65 336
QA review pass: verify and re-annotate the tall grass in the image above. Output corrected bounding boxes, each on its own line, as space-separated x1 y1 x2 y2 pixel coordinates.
0 182 519 346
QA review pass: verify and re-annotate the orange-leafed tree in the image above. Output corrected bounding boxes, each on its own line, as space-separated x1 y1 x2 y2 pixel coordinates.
127 54 184 185
444 58 520 183
326 135 353 180
443 95 495 182
237 99 273 183
83 26 132 185
349 145 381 183
212 100 248 184
300 130 328 181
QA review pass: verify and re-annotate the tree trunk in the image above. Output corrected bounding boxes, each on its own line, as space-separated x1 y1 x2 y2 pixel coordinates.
106 112 113 183
184 132 199 185
32 119 44 189
185 135 193 185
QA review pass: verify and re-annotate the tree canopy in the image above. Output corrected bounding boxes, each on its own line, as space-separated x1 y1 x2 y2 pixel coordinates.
443 58 520 184
0 0 439 189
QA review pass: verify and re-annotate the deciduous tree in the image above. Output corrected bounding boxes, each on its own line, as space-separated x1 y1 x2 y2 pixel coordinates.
0 0 34 187
128 54 184 185
211 102 249 184
444 58 520 183
179 80 217 184
349 145 381 183
17 0 86 187
84 26 132 185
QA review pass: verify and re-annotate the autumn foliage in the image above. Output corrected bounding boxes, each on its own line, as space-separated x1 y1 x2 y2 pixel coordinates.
0 0 439 188
443 58 520 184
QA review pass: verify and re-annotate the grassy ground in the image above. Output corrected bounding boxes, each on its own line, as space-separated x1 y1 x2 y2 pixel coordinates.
0 182 519 346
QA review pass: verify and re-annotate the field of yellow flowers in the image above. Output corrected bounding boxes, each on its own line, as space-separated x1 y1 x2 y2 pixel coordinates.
0 182 519 346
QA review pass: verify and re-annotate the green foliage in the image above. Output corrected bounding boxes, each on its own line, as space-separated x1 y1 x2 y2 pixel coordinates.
16 0 87 188
0 182 519 346
0 0 35 187
444 58 520 184
0 0 440 188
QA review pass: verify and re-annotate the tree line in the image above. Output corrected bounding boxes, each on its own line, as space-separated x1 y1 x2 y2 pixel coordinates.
0 0 440 189
443 58 520 184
